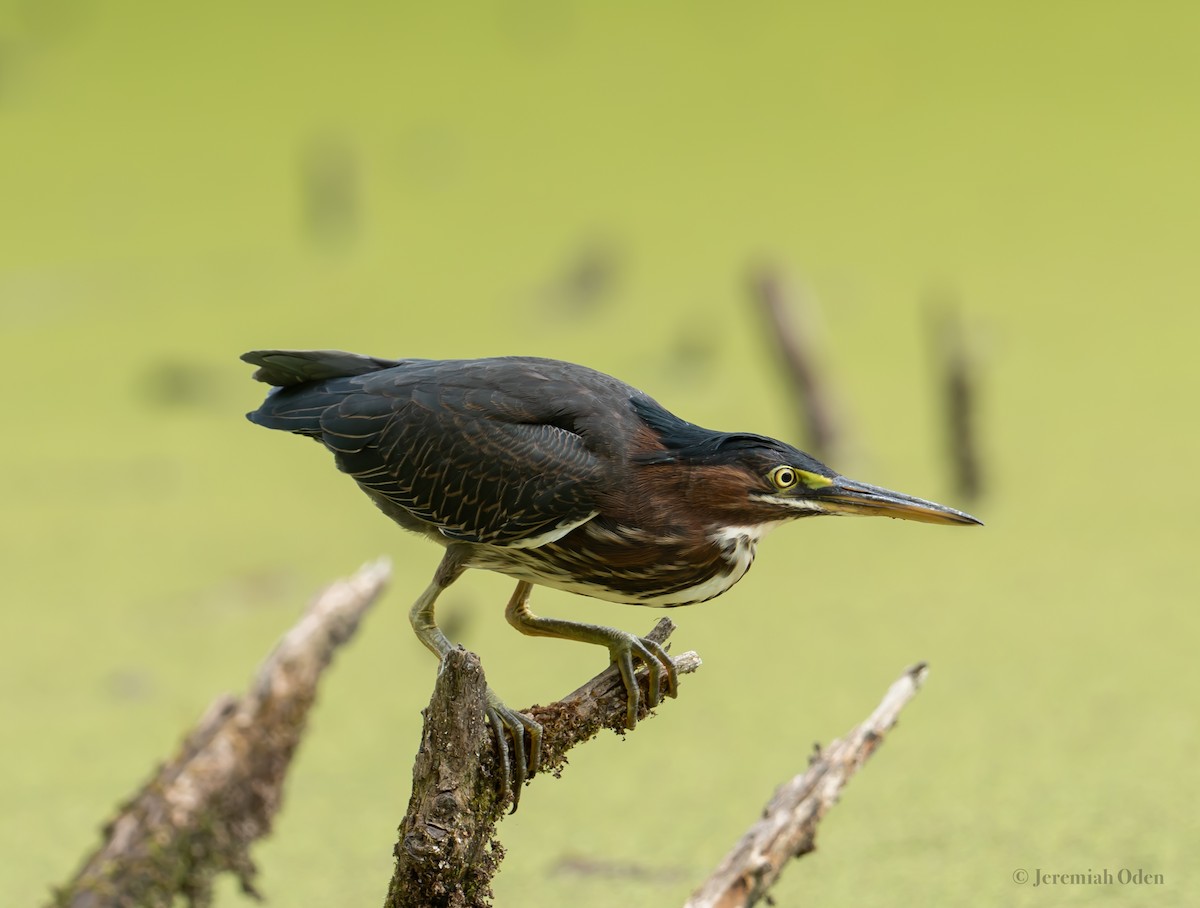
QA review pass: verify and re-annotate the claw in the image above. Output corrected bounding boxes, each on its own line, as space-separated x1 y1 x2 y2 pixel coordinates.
642 636 678 700
610 632 679 730
485 689 542 812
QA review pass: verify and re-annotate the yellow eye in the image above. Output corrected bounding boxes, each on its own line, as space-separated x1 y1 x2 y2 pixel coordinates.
769 466 798 490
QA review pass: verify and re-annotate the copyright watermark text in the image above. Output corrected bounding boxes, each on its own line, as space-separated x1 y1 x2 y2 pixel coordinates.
1012 868 1164 887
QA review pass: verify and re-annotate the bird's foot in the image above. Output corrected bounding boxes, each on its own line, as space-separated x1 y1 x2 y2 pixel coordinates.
609 631 679 730
485 688 542 812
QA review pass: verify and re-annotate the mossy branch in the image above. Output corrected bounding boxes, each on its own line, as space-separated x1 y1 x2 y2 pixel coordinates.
385 618 702 908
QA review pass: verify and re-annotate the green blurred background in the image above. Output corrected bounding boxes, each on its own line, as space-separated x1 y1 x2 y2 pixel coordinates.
3 2 1197 905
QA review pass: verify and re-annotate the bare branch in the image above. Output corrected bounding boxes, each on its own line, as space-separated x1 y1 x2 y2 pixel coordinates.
386 618 701 908
51 559 392 908
684 662 929 908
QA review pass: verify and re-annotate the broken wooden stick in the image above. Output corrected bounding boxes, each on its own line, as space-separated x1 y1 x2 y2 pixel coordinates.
684 662 929 908
52 559 392 908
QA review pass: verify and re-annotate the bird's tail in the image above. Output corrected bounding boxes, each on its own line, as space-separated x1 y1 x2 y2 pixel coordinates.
242 349 402 387
241 349 401 436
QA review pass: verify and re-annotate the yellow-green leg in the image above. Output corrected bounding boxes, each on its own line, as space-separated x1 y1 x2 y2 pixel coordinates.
410 548 541 810
504 580 678 729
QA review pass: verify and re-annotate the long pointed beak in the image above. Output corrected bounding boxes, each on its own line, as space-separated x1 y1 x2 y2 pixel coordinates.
818 477 982 526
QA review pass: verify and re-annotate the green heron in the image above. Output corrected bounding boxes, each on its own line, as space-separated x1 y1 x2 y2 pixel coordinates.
243 349 979 804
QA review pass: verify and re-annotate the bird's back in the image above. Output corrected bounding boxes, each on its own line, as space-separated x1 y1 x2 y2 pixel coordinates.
242 350 648 547
243 350 644 442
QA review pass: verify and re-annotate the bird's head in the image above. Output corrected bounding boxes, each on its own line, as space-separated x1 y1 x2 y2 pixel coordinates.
632 397 980 529
714 441 980 526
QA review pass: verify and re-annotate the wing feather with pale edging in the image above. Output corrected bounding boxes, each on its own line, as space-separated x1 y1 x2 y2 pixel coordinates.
319 372 602 546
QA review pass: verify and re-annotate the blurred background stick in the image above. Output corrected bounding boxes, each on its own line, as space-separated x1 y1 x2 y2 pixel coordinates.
684 663 929 908
749 265 841 463
928 299 984 504
386 618 701 908
52 559 392 908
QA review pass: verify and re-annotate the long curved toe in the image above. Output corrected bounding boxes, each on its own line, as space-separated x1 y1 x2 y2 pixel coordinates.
485 689 542 812
610 632 679 729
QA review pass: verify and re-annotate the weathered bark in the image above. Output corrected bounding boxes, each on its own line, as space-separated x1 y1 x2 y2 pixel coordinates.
684 663 930 908
51 559 392 908
385 618 702 908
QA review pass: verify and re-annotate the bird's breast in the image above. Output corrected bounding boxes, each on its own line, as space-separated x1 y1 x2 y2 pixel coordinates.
467 519 780 608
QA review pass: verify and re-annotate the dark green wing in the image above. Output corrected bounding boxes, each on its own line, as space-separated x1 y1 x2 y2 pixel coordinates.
249 354 608 546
